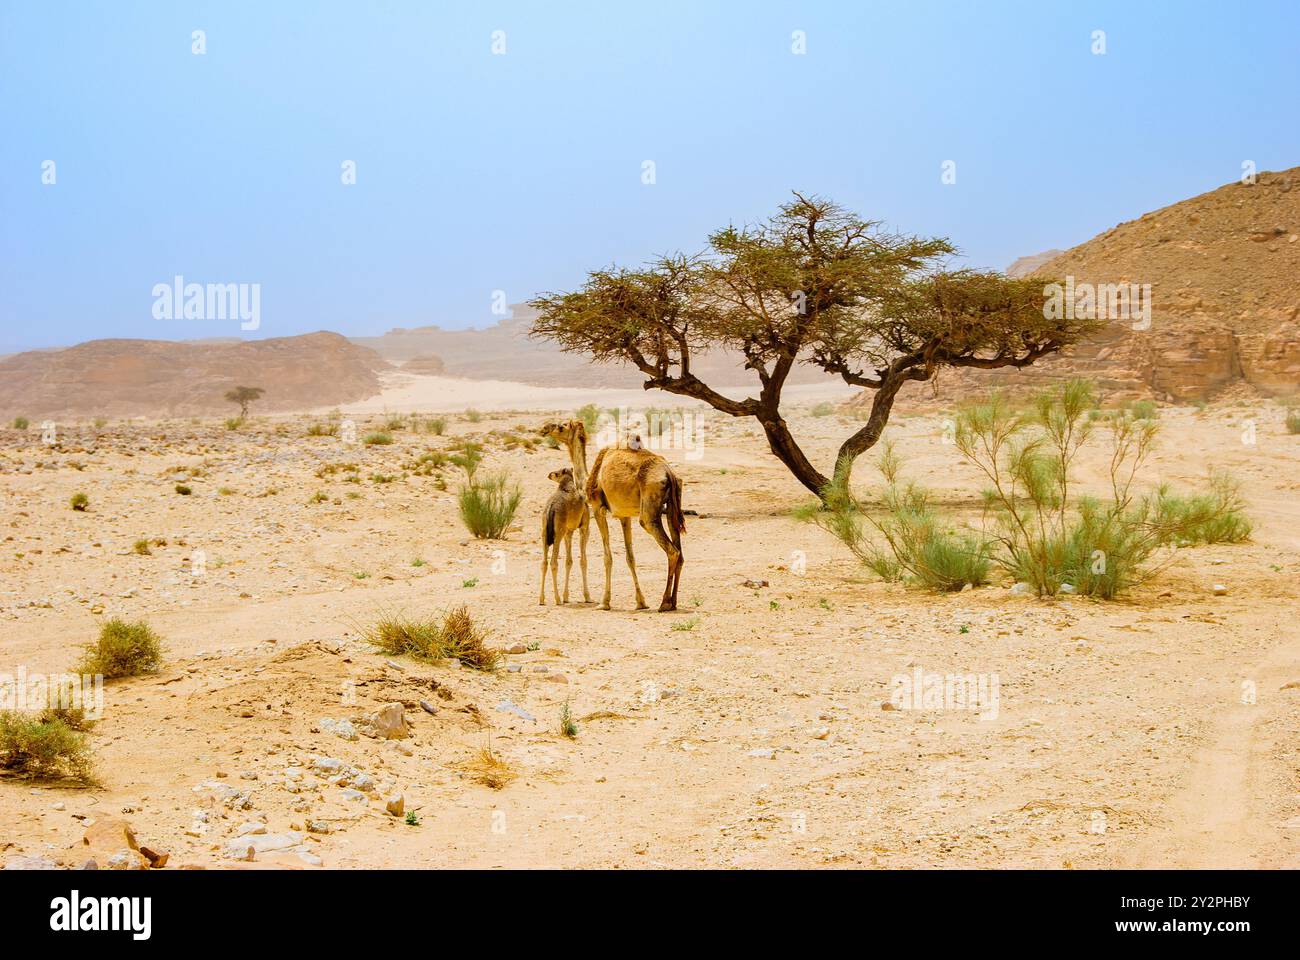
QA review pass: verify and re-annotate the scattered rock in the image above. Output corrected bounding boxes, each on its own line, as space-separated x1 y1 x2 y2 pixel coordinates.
3 855 59 870
319 717 359 741
495 700 536 723
385 794 405 817
359 702 408 740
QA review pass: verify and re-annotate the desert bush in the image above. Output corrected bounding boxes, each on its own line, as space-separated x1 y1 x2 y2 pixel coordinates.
224 417 243 431
76 618 164 679
448 441 485 482
12 417 29 430
174 483 192 495
306 422 339 437
1127 398 1159 420
384 414 406 431
1158 472 1252 545
464 409 483 423
406 451 447 476
425 416 447 436
363 432 392 446
811 401 836 417
70 492 89 511
811 445 990 591
954 380 1248 597
364 606 500 671
1287 408 1300 435
458 470 521 539
574 403 600 434
0 712 93 782
132 539 152 556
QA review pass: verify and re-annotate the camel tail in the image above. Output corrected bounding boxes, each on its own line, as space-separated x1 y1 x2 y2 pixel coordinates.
666 470 685 544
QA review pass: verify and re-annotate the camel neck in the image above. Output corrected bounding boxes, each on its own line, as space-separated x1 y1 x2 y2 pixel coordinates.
568 437 588 486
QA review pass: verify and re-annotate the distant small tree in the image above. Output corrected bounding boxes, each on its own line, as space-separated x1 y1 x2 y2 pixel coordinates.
530 194 1100 500
224 386 265 420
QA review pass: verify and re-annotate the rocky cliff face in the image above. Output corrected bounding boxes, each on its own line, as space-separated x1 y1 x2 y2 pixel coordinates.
918 168 1300 404
0 332 389 419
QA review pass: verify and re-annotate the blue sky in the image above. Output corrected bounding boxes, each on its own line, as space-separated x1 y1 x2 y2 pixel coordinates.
2 0 1297 352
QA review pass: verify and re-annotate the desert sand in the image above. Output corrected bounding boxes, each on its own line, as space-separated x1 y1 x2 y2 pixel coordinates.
1 378 1297 869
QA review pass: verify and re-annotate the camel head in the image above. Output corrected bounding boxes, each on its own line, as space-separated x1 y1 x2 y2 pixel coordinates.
547 466 575 490
538 419 587 448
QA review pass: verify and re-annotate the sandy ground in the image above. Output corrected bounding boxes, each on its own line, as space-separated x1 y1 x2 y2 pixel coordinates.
1 388 1297 869
331 369 861 417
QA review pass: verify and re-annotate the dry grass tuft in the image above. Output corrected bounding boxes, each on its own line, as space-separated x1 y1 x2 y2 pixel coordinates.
461 744 516 790
364 606 500 671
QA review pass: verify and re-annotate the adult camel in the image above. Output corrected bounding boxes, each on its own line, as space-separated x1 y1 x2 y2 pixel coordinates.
539 419 685 611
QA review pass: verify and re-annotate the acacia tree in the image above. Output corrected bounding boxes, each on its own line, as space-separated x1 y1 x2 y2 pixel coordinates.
224 386 265 420
530 194 1098 499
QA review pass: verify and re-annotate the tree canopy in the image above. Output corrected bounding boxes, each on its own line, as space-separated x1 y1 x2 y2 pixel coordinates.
530 194 1099 498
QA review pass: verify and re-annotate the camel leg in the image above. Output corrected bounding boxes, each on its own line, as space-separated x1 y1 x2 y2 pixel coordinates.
538 534 548 605
550 541 562 604
622 517 648 610
639 504 682 612
594 508 614 610
579 512 591 603
562 531 573 604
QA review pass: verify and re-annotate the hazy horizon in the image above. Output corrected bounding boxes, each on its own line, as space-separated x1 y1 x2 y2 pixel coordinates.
3 0 1298 354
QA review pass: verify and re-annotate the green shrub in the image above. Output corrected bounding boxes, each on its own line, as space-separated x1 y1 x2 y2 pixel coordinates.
954 380 1249 598
224 417 243 431
464 409 483 424
306 422 339 437
1286 408 1300 435
448 441 485 483
174 483 192 495
0 712 93 782
12 417 29 430
132 539 152 555
70 492 89 511
810 401 836 418
425 416 447 436
458 471 521 539
574 403 600 434
363 432 392 446
76 618 164 679
810 450 990 592
1127 399 1158 420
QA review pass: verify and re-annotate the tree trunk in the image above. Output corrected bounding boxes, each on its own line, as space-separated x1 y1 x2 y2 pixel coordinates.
758 413 829 498
834 373 910 487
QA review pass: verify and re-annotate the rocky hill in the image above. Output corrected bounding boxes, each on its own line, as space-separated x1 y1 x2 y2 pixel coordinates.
0 332 389 419
916 167 1300 404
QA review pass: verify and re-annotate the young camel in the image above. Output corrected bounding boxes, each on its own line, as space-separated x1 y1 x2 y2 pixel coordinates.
586 442 685 612
537 420 592 604
539 467 587 605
